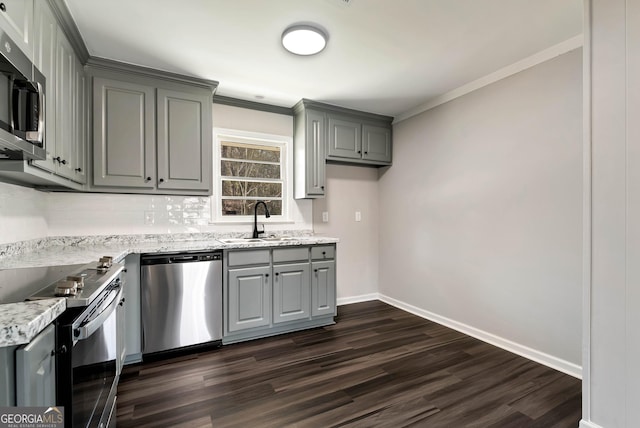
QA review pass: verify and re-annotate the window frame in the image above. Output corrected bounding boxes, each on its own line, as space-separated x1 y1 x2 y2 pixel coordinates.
212 128 292 224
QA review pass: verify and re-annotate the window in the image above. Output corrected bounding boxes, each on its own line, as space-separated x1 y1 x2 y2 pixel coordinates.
213 129 290 222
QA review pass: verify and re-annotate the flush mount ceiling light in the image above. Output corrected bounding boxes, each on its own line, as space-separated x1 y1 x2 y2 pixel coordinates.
282 25 328 56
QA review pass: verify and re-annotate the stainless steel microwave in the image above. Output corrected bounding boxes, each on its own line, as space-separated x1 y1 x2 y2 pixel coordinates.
0 28 46 160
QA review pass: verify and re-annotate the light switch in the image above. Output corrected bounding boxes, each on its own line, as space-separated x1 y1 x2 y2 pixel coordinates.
322 211 329 222
355 211 362 222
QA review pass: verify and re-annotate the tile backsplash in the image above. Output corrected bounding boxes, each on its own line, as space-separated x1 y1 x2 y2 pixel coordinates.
0 181 313 245
0 182 48 245
47 191 312 237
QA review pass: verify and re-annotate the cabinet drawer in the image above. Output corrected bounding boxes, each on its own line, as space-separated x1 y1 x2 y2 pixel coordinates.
311 246 335 260
227 250 270 267
273 247 309 263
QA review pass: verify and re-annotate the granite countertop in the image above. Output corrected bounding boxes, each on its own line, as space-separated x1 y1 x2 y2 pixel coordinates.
0 298 66 346
0 233 339 346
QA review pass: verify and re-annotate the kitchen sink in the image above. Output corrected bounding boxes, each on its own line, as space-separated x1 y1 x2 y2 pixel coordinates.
216 237 299 244
216 238 264 244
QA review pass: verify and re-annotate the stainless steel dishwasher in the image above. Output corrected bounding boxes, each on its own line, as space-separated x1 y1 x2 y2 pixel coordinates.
140 250 222 356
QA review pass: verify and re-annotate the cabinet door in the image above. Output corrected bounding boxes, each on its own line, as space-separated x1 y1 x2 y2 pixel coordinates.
305 109 326 196
156 88 212 191
311 260 336 317
327 115 362 160
123 254 142 362
31 0 57 173
362 124 392 163
0 0 33 59
54 31 76 180
15 324 56 406
273 263 311 324
228 266 271 332
72 57 86 183
93 77 156 187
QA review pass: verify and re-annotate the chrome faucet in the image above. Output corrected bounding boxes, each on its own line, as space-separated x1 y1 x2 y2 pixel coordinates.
252 201 271 238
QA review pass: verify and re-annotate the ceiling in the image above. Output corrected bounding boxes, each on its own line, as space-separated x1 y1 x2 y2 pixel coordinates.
63 0 582 118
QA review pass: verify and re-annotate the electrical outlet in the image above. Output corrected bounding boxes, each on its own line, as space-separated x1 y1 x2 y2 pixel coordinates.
355 211 362 222
322 211 329 222
144 211 155 225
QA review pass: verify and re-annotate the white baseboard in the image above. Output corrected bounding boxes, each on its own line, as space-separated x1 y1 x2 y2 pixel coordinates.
375 294 582 379
579 420 603 428
337 293 379 306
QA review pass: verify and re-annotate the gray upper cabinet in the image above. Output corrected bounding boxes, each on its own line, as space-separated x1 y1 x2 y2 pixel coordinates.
31 0 57 174
293 99 393 199
294 105 326 199
89 63 216 195
325 112 393 165
15 324 56 406
93 77 155 188
0 0 87 189
0 0 33 59
327 115 362 160
362 124 392 163
156 88 212 191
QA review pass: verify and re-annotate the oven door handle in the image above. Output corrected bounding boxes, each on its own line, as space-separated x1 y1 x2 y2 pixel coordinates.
74 287 122 341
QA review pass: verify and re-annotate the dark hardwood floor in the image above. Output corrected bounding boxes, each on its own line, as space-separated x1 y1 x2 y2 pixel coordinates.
117 300 581 427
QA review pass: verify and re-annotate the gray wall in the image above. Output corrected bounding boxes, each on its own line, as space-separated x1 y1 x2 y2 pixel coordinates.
313 164 380 302
379 49 583 371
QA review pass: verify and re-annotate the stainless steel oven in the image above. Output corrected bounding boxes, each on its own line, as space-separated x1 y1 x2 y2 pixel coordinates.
56 280 122 428
26 258 125 428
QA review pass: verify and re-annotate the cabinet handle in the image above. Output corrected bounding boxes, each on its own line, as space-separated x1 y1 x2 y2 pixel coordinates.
322 251 326 256
159 178 165 183
357 150 361 154
75 167 82 173
54 156 61 163
321 186 325 190
0 4 6 12
314 269 318 273
265 273 269 278
275 272 279 276
145 176 151 182
61 159 67 165
364 151 368 155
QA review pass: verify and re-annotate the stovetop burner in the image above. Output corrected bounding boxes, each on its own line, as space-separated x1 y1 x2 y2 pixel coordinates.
25 257 124 307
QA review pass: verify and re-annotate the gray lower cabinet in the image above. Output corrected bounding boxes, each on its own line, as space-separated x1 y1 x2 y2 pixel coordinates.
224 244 336 343
227 265 271 332
15 324 56 406
311 260 336 317
89 62 216 195
123 254 142 365
273 262 311 323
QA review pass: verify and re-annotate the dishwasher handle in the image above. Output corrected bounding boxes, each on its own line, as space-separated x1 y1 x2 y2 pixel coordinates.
141 251 222 265
170 255 198 263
